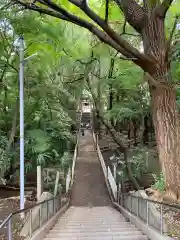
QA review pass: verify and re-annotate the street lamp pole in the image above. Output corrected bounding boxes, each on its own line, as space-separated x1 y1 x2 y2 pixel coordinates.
19 37 38 211
19 36 25 210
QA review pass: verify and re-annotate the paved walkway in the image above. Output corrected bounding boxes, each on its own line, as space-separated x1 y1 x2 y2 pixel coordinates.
70 130 111 206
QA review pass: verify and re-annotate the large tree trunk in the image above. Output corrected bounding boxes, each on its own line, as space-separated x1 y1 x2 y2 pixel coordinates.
141 11 180 201
151 86 180 201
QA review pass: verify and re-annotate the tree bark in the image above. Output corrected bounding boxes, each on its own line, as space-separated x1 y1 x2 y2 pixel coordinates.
133 120 138 146
108 58 115 126
151 86 180 201
143 115 149 145
141 12 180 201
6 98 19 153
3 99 19 180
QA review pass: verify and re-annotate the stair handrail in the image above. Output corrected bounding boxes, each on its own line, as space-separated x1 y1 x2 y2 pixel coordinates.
116 192 180 238
0 194 64 240
0 213 13 232
68 111 82 191
93 131 180 238
93 131 117 201
117 192 180 211
66 125 81 193
0 117 81 240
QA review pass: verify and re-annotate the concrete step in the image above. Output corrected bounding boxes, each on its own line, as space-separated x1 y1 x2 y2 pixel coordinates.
44 235 148 240
60 212 125 217
46 230 144 237
43 206 148 240
53 223 135 229
59 219 128 223
62 213 125 217
50 227 138 233
66 215 124 219
53 224 135 229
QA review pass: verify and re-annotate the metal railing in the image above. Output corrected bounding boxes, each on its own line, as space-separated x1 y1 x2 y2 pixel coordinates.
93 131 180 239
117 192 180 238
0 121 81 240
93 132 117 200
0 194 65 240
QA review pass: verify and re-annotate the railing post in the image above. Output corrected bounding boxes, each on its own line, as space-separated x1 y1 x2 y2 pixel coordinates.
117 191 119 204
137 197 139 218
39 206 42 227
47 201 49 220
146 200 149 225
53 198 56 213
130 195 132 213
29 210 32 238
59 189 62 208
160 204 163 235
8 218 12 240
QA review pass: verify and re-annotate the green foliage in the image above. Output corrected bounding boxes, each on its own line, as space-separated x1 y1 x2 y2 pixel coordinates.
127 147 155 179
0 0 179 196
151 172 165 192
107 104 142 123
26 129 51 153
59 152 73 174
0 10 83 187
117 146 158 183
0 135 10 174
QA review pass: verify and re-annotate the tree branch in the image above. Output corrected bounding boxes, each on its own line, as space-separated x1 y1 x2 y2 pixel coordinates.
13 0 124 54
76 58 97 65
13 0 154 72
69 0 148 62
12 0 69 19
120 20 140 37
65 76 84 84
105 0 109 23
119 56 137 60
62 48 72 57
145 72 171 89
158 0 174 17
113 0 145 32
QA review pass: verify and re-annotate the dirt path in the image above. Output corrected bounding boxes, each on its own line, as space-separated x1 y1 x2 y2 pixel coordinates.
70 130 111 206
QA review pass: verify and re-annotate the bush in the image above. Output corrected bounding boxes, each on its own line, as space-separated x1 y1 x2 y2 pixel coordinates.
151 172 165 192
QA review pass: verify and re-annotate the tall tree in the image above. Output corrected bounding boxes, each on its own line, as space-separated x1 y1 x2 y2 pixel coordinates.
8 0 180 200
0 10 88 182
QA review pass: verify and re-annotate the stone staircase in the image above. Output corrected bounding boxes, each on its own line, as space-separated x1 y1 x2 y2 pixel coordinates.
44 206 148 240
43 130 148 240
81 112 91 127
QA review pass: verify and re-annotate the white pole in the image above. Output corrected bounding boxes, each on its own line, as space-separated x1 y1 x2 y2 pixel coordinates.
37 166 42 201
19 36 25 211
54 171 60 196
